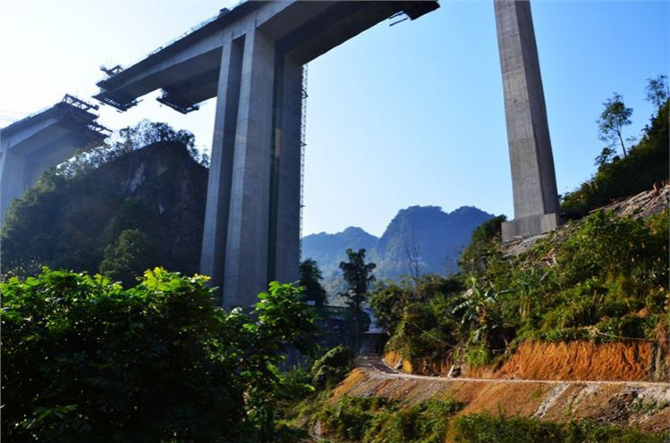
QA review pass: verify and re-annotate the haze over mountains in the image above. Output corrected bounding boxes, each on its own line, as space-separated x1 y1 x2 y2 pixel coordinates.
302 205 494 287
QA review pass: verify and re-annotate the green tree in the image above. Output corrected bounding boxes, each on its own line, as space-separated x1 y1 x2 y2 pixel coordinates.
459 215 506 274
1 268 317 442
645 74 669 112
298 258 327 307
339 248 376 349
452 276 506 361
99 229 160 287
597 92 633 157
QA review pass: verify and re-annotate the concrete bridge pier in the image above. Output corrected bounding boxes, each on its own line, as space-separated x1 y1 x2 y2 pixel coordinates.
201 28 302 308
495 0 561 241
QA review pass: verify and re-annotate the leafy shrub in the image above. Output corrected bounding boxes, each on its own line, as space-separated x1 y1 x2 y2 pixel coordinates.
311 345 355 389
558 211 659 285
365 399 462 443
373 275 462 360
1 268 317 442
316 396 390 442
316 396 462 443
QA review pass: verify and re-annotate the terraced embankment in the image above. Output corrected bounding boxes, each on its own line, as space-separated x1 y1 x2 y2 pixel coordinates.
330 357 670 434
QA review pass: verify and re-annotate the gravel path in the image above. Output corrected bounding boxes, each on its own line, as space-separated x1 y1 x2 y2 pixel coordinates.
355 355 670 388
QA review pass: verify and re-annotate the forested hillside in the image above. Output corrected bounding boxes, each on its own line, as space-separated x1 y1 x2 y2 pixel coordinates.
1 139 207 284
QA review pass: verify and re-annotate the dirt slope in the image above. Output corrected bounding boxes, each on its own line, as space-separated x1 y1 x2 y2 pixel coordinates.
333 358 670 434
386 340 669 382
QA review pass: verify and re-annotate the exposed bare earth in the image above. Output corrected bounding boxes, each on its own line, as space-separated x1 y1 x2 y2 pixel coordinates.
332 357 670 435
385 340 669 383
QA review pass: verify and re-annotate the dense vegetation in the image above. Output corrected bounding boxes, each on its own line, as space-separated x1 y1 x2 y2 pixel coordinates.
315 396 462 443
1 268 318 442
452 413 666 443
373 206 668 368
310 395 666 443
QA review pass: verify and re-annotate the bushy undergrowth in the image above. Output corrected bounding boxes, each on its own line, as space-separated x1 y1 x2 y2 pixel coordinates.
316 396 462 443
314 397 667 443
1 268 319 442
502 209 669 343
451 413 667 443
311 345 355 389
372 275 463 361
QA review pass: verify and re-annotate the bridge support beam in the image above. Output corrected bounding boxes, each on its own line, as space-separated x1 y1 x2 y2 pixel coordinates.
1 97 108 226
494 0 561 241
201 28 302 308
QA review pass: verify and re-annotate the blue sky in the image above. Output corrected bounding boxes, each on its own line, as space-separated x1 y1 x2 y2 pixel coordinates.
1 1 668 237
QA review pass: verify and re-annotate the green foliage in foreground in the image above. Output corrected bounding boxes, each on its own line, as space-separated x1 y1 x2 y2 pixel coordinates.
451 413 667 443
1 268 318 443
316 396 462 443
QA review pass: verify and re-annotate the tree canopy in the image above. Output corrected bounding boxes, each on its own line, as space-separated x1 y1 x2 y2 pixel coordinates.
339 248 376 310
339 249 376 348
563 93 668 217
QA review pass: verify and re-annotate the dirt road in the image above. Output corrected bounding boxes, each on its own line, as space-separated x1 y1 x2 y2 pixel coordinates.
356 355 670 388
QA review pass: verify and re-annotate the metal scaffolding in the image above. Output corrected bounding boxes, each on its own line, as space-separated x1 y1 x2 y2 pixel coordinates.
299 64 308 258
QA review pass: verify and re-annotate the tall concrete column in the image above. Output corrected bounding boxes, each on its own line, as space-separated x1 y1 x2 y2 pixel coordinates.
201 37 245 294
201 27 305 307
269 55 302 285
494 0 561 241
200 27 277 308
223 28 276 307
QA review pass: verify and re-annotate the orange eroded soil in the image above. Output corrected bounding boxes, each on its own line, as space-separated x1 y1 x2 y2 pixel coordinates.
496 341 657 381
386 340 669 382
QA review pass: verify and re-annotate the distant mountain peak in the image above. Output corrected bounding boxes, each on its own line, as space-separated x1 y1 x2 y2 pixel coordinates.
342 226 370 234
302 204 495 289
